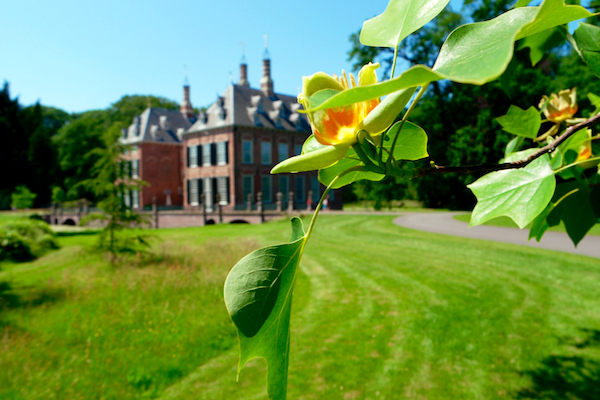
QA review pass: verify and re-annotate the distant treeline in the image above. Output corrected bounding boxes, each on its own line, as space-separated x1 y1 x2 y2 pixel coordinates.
346 0 600 210
0 83 178 209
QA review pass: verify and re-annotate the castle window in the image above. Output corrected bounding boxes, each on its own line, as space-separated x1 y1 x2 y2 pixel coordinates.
278 143 289 162
131 159 139 178
216 176 229 205
202 144 212 167
188 145 199 167
261 141 272 165
295 176 305 203
132 189 140 209
188 179 200 206
261 175 272 203
242 175 253 204
242 139 253 164
217 141 229 165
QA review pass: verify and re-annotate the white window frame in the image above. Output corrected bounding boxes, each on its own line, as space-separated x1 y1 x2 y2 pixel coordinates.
202 144 212 167
188 145 198 167
217 142 228 166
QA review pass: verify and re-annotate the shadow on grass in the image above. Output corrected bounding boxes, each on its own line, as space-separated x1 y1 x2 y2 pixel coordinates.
55 229 101 237
1 281 66 313
517 329 600 400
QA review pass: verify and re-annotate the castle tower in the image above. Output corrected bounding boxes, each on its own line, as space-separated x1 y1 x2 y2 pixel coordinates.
260 37 274 97
180 77 195 120
239 55 249 87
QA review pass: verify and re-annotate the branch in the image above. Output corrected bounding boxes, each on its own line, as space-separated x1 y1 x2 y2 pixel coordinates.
418 111 600 177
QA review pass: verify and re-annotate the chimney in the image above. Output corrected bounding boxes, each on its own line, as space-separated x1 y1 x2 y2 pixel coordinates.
239 61 249 87
180 78 195 120
261 54 274 97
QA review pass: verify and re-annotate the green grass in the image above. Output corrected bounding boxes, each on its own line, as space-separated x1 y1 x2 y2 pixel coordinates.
453 213 600 236
2 214 600 399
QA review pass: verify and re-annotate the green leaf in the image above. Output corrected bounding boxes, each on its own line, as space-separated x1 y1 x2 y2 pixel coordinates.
505 136 525 158
556 129 591 179
496 105 541 138
309 0 591 111
589 93 600 114
301 134 324 154
518 26 566 66
514 0 532 7
574 23 600 77
468 153 556 228
271 142 348 173
547 181 598 245
528 202 554 241
361 87 417 135
382 121 429 161
360 0 450 49
224 217 305 400
318 148 384 189
515 0 590 40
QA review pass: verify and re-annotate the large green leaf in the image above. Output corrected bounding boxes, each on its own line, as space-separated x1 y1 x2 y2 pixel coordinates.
496 105 541 138
518 26 566 66
360 0 449 49
309 0 591 111
224 217 306 400
318 148 384 188
468 152 556 228
547 181 599 246
528 201 554 241
589 93 600 114
574 23 600 77
382 121 429 161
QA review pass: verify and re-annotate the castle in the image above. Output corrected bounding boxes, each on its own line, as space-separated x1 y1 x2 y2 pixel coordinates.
120 52 342 212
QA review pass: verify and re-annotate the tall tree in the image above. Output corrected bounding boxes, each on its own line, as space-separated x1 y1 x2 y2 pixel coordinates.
346 0 597 209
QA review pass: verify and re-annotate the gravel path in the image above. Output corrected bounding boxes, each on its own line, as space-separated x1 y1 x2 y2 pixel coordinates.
393 211 600 259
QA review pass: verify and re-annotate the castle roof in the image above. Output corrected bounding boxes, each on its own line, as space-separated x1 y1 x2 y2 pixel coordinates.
185 84 310 135
121 107 192 145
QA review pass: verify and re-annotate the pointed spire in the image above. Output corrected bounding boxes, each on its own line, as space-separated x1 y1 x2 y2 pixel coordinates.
239 42 249 87
180 74 195 120
261 34 274 97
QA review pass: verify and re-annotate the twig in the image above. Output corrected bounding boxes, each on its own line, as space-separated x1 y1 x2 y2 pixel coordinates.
418 111 600 177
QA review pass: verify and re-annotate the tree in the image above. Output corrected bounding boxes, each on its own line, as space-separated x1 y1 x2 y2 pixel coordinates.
10 185 36 209
0 83 68 208
54 94 180 202
83 124 149 258
345 0 598 209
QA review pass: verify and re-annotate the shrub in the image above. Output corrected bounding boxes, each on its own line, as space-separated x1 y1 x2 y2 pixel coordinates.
10 186 37 210
0 219 58 261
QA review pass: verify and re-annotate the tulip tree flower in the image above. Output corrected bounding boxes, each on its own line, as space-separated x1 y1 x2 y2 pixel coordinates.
299 63 380 146
272 63 416 174
539 88 578 123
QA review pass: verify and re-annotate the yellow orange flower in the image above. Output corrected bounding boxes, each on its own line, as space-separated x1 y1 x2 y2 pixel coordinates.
538 88 578 123
299 63 380 146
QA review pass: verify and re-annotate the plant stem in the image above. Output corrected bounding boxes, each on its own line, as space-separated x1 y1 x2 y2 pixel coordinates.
386 83 430 170
553 156 600 174
421 110 600 177
391 45 399 79
303 166 362 244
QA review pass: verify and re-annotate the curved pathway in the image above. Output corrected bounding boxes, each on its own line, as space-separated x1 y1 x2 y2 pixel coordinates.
393 211 600 259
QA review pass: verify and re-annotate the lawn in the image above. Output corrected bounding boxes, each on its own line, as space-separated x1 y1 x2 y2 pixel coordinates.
1 213 600 399
453 213 600 236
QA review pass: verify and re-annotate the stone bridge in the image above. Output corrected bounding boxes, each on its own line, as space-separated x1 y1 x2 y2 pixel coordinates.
46 204 306 228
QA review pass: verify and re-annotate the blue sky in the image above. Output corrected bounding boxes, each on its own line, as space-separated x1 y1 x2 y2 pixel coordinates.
1 0 481 113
